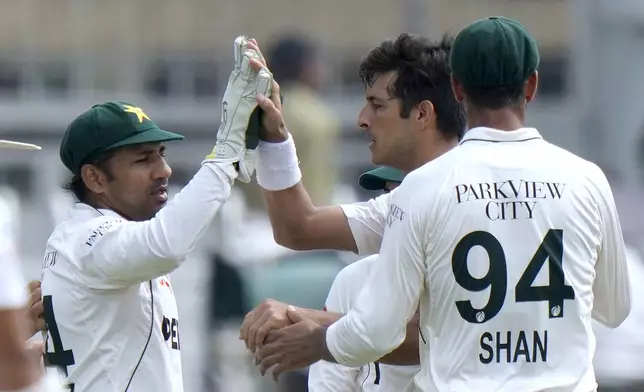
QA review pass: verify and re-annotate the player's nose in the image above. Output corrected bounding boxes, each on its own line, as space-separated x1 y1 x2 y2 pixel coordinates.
356 105 370 131
155 158 172 180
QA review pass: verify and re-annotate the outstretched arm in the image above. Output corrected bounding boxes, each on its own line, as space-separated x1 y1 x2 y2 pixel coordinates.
240 300 419 365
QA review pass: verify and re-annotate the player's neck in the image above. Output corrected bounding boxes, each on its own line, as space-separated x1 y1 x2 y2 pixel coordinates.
466 107 525 132
85 194 134 221
411 138 458 172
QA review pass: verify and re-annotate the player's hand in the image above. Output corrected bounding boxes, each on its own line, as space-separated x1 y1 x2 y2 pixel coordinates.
239 299 293 354
245 41 289 144
204 35 272 182
256 306 326 381
27 280 45 335
24 340 44 368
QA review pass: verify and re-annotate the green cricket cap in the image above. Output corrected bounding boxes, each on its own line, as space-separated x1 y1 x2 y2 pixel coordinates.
60 101 184 174
450 16 540 89
359 166 405 191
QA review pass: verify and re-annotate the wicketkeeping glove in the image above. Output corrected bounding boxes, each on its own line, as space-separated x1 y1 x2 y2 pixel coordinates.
204 35 272 183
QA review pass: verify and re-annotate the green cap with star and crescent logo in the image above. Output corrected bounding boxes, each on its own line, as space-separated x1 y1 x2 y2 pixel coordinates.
60 101 184 174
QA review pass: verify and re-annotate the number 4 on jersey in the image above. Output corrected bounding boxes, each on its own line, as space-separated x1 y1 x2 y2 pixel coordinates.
452 229 575 323
515 229 575 318
43 295 76 378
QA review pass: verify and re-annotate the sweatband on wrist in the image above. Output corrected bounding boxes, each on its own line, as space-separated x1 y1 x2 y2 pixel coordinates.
256 134 302 191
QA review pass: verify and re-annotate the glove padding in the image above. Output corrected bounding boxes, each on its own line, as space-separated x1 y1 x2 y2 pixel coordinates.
204 35 272 183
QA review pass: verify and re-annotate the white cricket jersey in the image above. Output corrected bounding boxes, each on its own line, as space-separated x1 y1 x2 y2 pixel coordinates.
308 255 418 392
40 162 236 392
326 127 631 392
340 193 391 255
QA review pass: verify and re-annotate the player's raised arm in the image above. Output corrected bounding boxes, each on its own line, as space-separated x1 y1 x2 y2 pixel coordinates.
246 43 389 254
247 36 465 255
251 86 357 252
589 166 631 328
261 178 358 253
51 37 272 288
260 175 390 254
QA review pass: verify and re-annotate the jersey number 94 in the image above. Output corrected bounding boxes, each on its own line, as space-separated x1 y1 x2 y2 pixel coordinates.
451 229 575 324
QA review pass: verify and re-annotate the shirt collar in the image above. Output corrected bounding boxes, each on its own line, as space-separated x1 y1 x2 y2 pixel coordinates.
71 203 126 220
459 127 543 145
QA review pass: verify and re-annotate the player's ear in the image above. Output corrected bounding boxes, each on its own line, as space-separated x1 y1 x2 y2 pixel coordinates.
524 71 538 104
80 164 107 195
450 75 465 103
416 100 434 129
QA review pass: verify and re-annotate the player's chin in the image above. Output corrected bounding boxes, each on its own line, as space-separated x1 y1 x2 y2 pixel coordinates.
370 150 392 167
369 145 384 165
147 195 168 214
139 205 164 221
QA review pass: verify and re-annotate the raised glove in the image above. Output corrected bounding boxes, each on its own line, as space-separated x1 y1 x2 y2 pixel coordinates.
204 35 272 183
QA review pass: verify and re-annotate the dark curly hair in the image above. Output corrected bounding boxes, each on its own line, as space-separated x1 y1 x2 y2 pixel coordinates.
359 33 466 141
62 149 116 202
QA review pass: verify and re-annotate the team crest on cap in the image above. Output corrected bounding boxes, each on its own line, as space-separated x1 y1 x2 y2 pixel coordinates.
123 104 151 123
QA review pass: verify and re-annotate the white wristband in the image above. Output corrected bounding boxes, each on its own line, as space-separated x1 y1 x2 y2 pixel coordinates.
256 134 302 191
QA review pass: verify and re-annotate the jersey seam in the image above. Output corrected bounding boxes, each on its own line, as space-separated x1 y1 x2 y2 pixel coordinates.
459 137 542 145
124 280 154 391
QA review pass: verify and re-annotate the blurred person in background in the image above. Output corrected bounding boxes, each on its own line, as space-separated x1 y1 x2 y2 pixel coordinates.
308 166 420 392
0 139 62 392
592 245 644 392
589 131 644 391
237 33 341 211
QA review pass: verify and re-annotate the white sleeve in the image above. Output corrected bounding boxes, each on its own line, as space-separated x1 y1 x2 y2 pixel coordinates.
340 193 391 255
326 187 425 366
308 356 359 392
590 169 631 328
308 258 376 391
78 163 236 288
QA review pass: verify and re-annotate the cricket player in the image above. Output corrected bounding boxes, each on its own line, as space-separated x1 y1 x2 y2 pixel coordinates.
0 139 63 392
255 17 631 392
308 166 420 392
39 36 272 391
239 34 466 358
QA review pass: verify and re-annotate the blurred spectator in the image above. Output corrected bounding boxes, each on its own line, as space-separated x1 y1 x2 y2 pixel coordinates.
591 131 644 390
593 245 644 391
237 33 341 211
